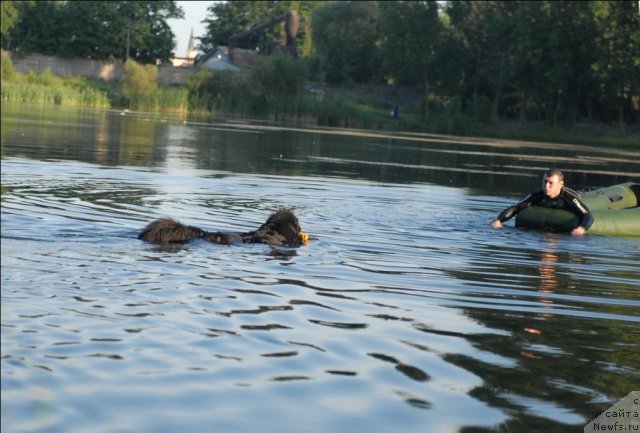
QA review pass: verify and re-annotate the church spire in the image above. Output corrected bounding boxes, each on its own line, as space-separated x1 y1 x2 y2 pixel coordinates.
186 28 196 59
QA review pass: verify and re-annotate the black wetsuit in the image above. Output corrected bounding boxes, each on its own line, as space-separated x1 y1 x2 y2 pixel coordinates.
496 186 594 230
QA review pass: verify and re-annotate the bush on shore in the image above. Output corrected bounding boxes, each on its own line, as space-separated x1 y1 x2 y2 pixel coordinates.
1 53 110 107
120 59 188 114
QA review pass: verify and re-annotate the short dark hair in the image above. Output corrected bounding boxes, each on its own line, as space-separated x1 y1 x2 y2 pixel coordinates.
545 168 564 182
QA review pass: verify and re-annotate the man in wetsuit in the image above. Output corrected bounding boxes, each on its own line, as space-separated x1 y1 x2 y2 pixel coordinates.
490 169 594 236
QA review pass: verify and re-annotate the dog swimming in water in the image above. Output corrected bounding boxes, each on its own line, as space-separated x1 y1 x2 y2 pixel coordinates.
138 208 309 247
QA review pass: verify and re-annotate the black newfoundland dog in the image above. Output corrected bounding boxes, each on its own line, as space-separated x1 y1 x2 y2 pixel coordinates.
138 208 308 247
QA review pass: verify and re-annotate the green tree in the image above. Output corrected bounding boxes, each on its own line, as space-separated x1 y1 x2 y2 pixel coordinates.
379 1 442 118
430 11 469 116
531 1 598 124
185 68 256 115
122 59 158 97
311 1 381 84
1 1 19 49
201 1 286 53
293 1 326 57
590 1 640 125
10 1 64 56
199 1 321 58
117 1 185 64
445 1 522 122
443 0 639 125
56 2 123 60
251 54 307 118
9 1 183 63
506 1 549 122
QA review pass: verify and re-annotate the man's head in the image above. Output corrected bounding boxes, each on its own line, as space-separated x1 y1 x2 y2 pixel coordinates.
543 169 564 199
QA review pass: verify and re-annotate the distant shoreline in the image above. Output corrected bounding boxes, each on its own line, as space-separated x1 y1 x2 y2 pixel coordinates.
2 50 638 149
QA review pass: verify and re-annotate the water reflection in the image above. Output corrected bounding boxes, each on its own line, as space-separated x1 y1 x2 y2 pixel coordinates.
439 233 639 431
2 103 638 195
539 249 559 293
536 237 560 321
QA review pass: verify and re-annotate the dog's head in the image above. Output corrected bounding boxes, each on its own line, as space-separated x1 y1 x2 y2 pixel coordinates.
251 208 307 247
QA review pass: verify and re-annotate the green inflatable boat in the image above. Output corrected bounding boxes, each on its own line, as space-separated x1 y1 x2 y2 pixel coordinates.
515 182 640 236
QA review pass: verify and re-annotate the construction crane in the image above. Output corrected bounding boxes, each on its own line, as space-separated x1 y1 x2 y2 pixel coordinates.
228 10 299 64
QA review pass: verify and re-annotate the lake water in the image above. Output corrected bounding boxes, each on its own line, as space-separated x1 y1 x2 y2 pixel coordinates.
2 103 639 433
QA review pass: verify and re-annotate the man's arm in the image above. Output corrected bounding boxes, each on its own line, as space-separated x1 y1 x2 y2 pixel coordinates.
491 191 542 228
562 187 594 235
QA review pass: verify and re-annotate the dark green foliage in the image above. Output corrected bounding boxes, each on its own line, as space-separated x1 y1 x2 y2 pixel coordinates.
251 54 307 119
198 1 323 60
189 69 258 116
186 55 306 119
200 1 289 54
120 59 187 113
437 0 639 125
8 1 183 63
4 0 639 130
311 1 382 84
303 0 639 125
1 54 110 107
1 1 19 48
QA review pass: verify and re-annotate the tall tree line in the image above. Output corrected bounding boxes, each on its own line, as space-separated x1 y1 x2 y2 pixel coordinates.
2 0 638 124
1 1 183 64
199 0 639 124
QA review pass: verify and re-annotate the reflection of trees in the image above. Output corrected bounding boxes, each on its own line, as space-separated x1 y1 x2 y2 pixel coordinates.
119 115 160 165
526 239 561 325
187 127 532 190
94 111 111 164
3 105 637 193
449 316 639 432
444 240 640 432
187 128 637 193
1 105 162 166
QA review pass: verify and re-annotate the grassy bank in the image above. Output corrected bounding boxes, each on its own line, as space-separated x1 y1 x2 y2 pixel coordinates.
382 110 640 148
185 61 639 148
1 54 110 108
268 92 640 148
2 52 637 148
1 54 187 114
452 118 640 148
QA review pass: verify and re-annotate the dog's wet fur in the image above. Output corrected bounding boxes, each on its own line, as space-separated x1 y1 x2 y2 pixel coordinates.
138 208 304 247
